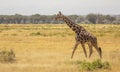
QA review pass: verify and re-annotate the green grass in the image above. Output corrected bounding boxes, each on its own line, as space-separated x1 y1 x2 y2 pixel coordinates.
75 59 110 71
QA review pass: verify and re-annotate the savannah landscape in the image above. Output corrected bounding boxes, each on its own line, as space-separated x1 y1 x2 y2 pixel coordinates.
0 24 120 72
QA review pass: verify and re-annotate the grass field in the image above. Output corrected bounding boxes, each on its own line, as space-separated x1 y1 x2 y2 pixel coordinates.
0 24 120 72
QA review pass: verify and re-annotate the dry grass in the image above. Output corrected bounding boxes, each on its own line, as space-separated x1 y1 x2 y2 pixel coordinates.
0 24 120 72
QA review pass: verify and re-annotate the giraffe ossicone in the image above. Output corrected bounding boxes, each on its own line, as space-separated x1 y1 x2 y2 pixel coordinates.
55 11 102 59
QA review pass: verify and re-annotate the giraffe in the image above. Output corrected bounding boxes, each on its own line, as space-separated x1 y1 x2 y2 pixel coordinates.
55 11 102 58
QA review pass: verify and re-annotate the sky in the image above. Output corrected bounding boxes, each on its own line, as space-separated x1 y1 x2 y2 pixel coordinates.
0 0 120 15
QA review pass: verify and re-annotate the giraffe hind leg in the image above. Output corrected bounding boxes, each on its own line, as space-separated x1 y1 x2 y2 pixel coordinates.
88 43 93 58
92 43 102 58
81 43 87 58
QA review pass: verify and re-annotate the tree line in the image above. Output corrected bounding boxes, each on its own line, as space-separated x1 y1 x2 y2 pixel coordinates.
0 13 119 24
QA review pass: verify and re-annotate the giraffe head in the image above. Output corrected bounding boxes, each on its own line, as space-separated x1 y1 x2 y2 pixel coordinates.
55 11 64 20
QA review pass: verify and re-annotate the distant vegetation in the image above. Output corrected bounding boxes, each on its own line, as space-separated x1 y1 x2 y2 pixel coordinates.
0 13 120 24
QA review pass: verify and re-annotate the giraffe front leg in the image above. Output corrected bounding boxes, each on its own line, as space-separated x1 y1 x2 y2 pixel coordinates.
81 43 87 58
71 42 79 59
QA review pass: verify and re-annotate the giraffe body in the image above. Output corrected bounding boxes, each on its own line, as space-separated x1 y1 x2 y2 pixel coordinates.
55 12 102 58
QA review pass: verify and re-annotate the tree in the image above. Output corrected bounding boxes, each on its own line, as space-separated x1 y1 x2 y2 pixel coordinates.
86 14 97 24
104 15 116 23
0 13 119 24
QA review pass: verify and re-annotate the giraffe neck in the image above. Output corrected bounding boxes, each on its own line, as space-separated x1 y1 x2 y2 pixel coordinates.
61 16 80 33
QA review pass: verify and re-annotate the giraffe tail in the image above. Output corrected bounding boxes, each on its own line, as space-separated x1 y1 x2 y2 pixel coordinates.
99 47 102 58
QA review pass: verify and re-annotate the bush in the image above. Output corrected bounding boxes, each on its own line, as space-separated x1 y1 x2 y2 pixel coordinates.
30 32 46 36
79 59 110 71
0 49 16 63
30 32 42 36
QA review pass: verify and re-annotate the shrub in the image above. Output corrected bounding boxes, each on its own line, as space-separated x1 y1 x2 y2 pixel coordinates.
30 32 42 36
79 59 110 71
0 49 16 63
11 33 17 36
115 32 120 37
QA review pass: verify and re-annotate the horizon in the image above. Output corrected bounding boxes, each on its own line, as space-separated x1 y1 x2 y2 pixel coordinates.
0 13 119 16
0 0 120 15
